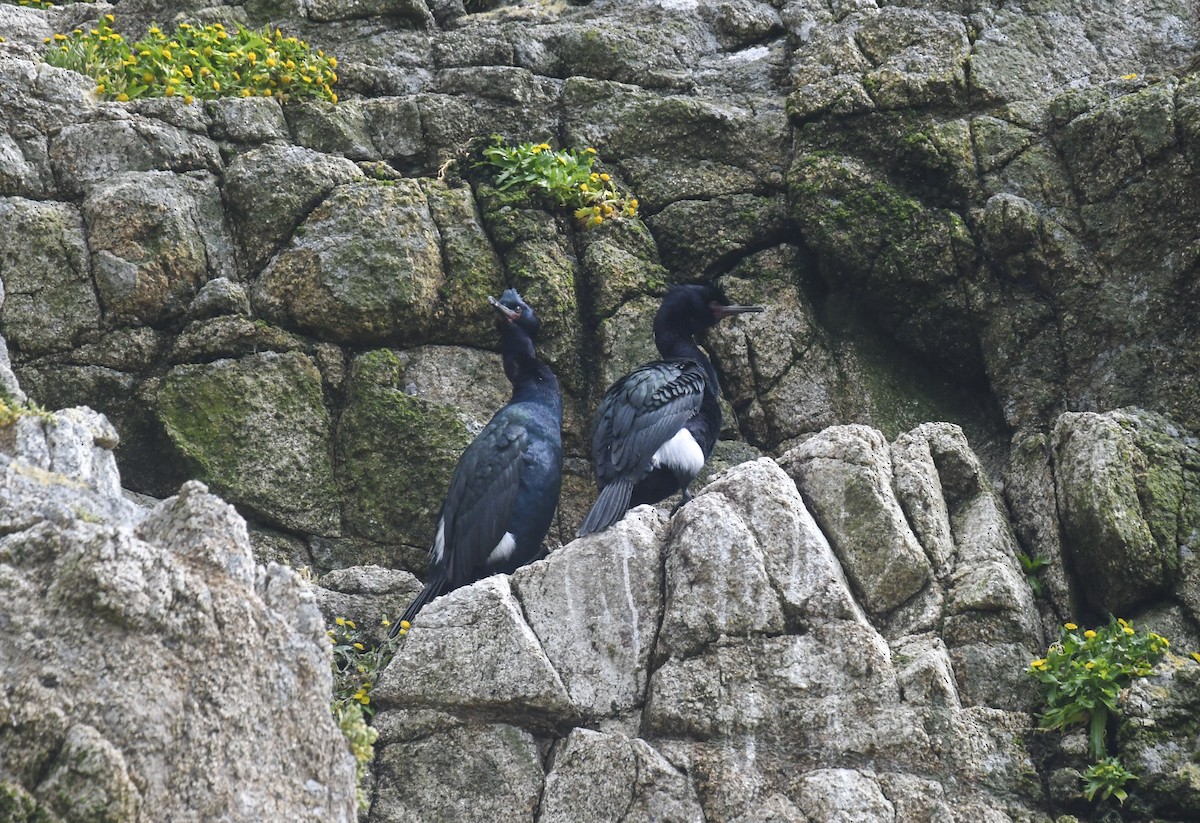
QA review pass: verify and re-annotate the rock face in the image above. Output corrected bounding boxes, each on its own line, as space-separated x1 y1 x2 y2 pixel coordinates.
371 453 1047 821
2 0 1200 819
0 406 357 821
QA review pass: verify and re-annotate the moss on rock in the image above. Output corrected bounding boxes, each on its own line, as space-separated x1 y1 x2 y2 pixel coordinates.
335 349 473 549
155 352 340 535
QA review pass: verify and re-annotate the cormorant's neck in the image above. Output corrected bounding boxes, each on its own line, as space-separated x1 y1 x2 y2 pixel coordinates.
655 326 720 400
501 326 561 413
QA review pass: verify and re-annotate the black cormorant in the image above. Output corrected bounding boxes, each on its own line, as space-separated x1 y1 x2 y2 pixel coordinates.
577 284 763 536
391 289 563 634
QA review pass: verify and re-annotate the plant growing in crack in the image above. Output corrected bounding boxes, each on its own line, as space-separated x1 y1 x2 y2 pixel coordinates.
474 136 639 229
1028 617 1168 804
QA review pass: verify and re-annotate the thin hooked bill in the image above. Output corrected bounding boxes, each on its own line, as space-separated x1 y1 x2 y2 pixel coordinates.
489 294 520 321
711 302 766 320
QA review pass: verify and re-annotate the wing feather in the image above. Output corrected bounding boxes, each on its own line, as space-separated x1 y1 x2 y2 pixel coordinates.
439 415 528 587
591 360 707 485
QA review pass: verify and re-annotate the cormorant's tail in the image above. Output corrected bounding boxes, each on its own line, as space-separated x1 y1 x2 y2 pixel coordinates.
390 578 448 637
576 479 634 537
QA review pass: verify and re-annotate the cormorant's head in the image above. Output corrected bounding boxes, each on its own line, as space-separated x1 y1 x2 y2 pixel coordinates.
489 288 541 341
660 284 765 334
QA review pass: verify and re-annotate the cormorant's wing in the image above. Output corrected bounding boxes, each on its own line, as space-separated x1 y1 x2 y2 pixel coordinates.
439 413 528 587
591 360 706 486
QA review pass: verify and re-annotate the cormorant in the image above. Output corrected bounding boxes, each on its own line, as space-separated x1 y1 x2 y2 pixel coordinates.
577 284 763 536
391 289 563 635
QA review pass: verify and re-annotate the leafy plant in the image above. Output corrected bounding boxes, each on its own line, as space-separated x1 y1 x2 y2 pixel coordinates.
1083 756 1137 803
1028 617 1168 804
43 16 338 104
329 615 398 808
475 137 639 229
1018 552 1050 597
0 395 53 428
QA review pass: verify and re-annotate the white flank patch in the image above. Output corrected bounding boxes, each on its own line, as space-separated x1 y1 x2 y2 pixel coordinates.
651 428 704 477
487 531 517 565
431 518 445 564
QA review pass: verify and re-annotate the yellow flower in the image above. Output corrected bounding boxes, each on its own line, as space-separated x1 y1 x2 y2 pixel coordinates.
95 84 106 95
599 173 610 181
247 52 257 63
1121 73 1138 80
262 88 273 96
162 49 171 60
335 617 346 626
212 80 221 91
53 33 67 41
345 619 356 629
1084 630 1096 639
183 95 194 105
329 57 338 68
104 13 114 21
330 93 338 104
1031 658 1046 668
353 642 364 650
240 88 251 97
181 65 193 79
1065 623 1077 631
266 58 277 67
580 183 589 192
400 620 411 630
629 198 639 209
1085 660 1095 669
164 86 175 97
381 618 391 627
1191 652 1200 664
117 93 129 102
1124 626 1135 635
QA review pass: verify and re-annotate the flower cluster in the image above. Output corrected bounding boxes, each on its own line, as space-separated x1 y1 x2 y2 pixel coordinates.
1028 617 1168 804
328 614 397 808
43 16 339 104
329 614 397 715
477 137 639 229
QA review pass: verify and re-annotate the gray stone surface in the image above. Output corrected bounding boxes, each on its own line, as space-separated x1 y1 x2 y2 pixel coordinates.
0 400 357 822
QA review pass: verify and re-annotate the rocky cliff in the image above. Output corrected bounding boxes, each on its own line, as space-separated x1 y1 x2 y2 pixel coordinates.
1 0 1199 820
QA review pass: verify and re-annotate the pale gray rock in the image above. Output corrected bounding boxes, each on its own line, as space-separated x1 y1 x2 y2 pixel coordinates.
205 96 290 144
0 58 96 136
0 130 54 198
371 720 543 823
0 334 24 402
374 575 577 730
796 769 894 823
512 508 667 720
49 112 222 199
1119 656 1200 817
0 411 357 822
83 171 235 325
540 728 705 823
781 426 933 614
